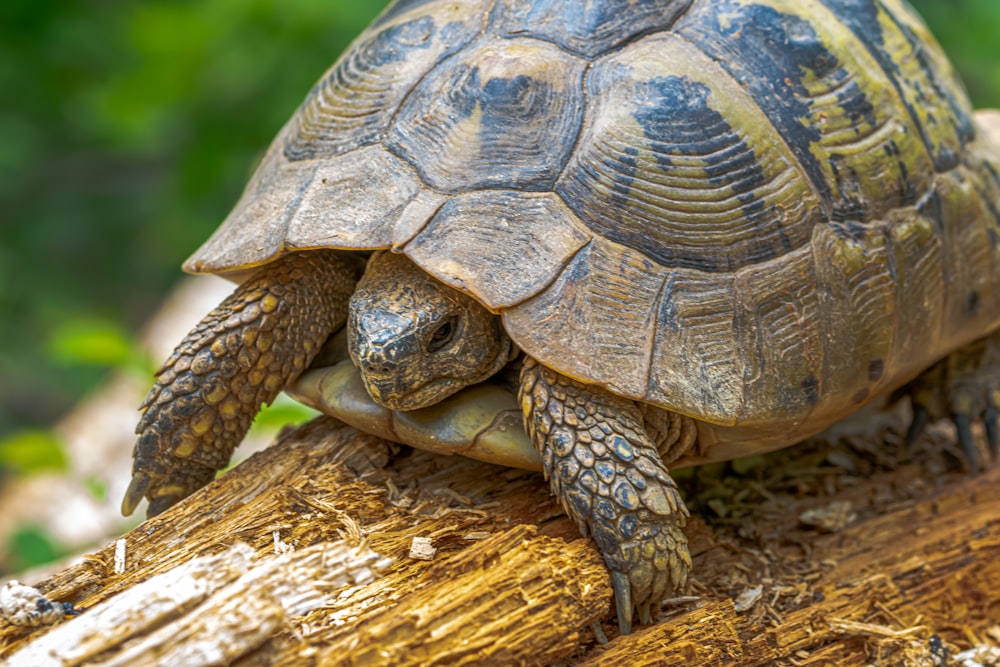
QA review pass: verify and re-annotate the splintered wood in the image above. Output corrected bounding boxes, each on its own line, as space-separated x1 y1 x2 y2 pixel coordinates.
0 415 997 665
4 540 391 666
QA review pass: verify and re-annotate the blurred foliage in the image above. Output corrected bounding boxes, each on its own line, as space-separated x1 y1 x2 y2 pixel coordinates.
910 0 1000 108
4 525 66 574
3 0 998 438
0 0 999 568
0 429 68 475
0 0 386 438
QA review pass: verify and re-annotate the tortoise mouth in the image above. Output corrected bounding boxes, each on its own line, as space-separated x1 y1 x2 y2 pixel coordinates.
362 373 465 412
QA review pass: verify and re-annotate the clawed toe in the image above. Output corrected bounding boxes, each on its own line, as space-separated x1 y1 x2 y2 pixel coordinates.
904 337 1000 473
906 396 998 473
953 412 980 473
904 405 930 449
959 397 999 472
121 472 152 517
955 393 1000 471
985 405 999 457
637 601 652 625
611 571 634 635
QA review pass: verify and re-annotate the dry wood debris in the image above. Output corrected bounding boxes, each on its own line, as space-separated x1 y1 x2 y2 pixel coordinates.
0 414 997 665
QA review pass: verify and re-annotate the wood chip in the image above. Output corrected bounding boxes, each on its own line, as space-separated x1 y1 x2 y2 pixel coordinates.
799 500 857 532
113 539 127 575
733 585 763 613
956 646 1000 667
462 531 492 540
409 536 437 560
273 531 294 555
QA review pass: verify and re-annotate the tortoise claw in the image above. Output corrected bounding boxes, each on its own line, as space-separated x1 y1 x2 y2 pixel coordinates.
589 621 609 645
954 413 981 474
122 471 189 518
905 405 930 449
611 571 633 636
121 472 151 517
985 405 999 458
637 601 652 626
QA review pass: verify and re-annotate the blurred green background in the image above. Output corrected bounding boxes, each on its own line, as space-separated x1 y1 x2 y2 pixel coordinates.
1 1 385 439
1 0 999 566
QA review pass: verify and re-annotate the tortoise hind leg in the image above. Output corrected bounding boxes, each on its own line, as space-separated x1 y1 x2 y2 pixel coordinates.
123 250 359 517
906 329 1000 472
519 357 691 635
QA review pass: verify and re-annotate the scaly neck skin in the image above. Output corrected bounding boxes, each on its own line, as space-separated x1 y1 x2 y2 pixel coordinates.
348 251 512 411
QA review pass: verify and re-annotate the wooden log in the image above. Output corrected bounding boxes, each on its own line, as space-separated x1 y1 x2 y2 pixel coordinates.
1 412 998 665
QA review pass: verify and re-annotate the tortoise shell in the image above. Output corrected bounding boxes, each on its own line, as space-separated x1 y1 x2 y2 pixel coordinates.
185 0 1000 450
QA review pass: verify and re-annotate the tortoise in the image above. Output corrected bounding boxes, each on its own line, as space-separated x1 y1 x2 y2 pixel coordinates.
124 0 1000 634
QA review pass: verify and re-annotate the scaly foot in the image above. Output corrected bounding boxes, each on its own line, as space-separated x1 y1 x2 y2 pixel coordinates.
123 251 358 517
519 356 690 634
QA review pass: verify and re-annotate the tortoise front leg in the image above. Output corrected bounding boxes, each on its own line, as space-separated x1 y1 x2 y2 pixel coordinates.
519 357 691 635
122 250 359 518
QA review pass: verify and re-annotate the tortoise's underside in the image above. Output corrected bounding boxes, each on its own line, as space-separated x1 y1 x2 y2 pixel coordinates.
187 0 1000 442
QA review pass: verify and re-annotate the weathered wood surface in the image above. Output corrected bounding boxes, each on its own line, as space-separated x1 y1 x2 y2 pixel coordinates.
1 412 998 665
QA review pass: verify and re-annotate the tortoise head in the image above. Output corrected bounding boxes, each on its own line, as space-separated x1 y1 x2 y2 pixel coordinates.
348 252 513 411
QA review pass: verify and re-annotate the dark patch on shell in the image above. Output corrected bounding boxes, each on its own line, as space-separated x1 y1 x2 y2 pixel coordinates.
817 0 973 171
559 75 774 272
966 290 981 317
676 1 832 207
801 374 820 405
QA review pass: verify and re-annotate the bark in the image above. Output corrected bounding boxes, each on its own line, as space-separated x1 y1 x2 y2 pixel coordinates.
1 411 998 666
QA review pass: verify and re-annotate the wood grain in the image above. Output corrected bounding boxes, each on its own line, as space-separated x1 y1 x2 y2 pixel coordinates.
1 412 997 665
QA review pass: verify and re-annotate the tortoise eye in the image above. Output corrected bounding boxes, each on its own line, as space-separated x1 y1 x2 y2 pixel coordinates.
428 317 456 353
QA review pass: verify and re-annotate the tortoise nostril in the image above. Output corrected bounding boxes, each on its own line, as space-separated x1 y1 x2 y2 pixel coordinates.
360 355 397 376
372 362 395 375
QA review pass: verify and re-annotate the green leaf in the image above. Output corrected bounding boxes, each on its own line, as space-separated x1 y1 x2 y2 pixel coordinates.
250 393 319 435
83 475 108 502
0 429 69 474
7 525 62 571
47 317 135 367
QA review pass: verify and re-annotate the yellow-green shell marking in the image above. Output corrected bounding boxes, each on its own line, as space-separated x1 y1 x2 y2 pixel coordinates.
186 0 1000 446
